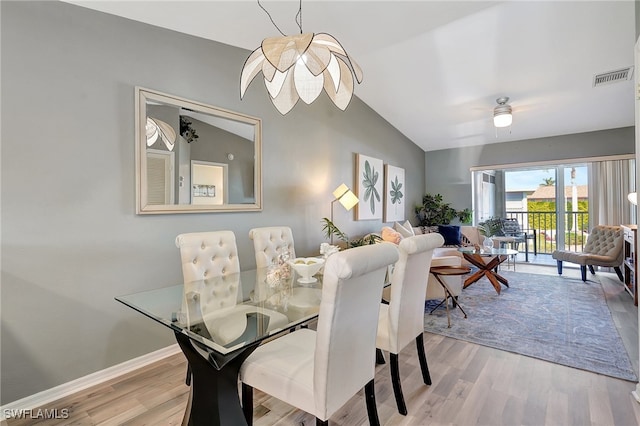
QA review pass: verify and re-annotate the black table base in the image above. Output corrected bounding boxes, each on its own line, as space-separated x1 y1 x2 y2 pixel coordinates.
175 312 270 425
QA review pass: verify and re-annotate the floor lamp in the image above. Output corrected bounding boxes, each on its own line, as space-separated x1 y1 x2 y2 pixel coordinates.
330 184 359 244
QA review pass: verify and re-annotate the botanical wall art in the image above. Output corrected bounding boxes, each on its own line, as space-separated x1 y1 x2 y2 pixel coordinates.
355 153 383 220
384 165 405 222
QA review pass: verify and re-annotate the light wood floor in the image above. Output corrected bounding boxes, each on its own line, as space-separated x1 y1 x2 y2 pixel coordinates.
4 264 640 426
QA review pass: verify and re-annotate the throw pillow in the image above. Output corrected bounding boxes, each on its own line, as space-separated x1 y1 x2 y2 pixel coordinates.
402 220 414 235
438 225 462 246
381 226 403 244
419 225 439 234
393 221 415 238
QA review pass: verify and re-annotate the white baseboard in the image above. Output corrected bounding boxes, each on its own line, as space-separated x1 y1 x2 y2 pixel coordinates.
0 344 181 420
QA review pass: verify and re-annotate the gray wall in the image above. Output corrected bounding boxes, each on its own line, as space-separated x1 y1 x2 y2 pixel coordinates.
0 1 425 403
188 119 255 203
425 126 635 219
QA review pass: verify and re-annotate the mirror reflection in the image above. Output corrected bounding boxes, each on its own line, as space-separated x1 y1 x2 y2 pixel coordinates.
136 87 262 214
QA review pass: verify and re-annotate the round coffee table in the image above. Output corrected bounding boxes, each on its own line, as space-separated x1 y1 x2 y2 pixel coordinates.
429 265 471 328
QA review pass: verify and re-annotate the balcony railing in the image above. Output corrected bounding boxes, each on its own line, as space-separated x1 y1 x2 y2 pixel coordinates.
505 210 589 255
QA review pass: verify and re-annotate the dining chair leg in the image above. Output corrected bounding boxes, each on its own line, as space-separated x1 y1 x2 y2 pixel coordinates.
376 348 386 365
390 353 407 415
241 383 253 426
364 379 381 426
580 265 587 281
588 265 596 275
185 365 191 386
416 334 432 385
316 418 328 426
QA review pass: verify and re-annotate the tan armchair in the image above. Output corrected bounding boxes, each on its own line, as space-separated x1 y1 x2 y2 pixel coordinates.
551 225 624 282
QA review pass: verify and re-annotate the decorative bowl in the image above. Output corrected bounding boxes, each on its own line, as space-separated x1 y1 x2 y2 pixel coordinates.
288 257 325 283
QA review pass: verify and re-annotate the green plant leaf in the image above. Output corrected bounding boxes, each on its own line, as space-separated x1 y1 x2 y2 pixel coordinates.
415 193 469 226
321 218 348 242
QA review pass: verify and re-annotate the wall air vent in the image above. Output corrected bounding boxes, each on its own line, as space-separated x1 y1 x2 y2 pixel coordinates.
593 67 634 87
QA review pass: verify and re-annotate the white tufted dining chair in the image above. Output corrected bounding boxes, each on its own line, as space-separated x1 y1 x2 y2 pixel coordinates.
376 233 444 415
175 231 241 386
248 226 296 268
176 230 241 283
240 243 400 426
175 230 289 330
175 231 288 383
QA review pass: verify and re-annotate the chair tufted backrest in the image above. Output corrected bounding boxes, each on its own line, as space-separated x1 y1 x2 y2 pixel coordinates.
385 233 444 353
584 225 624 259
175 231 241 284
501 218 522 235
181 275 242 338
249 226 296 268
313 242 399 419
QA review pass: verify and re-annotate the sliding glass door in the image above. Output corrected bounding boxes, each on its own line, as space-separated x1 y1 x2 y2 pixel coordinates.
473 157 634 257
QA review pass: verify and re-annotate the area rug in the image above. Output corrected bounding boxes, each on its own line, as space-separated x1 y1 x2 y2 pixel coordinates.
424 271 637 381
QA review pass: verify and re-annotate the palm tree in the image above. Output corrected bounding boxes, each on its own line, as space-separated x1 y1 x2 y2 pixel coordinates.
541 177 555 186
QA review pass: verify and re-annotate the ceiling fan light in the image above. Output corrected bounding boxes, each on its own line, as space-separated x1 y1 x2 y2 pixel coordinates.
493 110 512 127
493 97 513 128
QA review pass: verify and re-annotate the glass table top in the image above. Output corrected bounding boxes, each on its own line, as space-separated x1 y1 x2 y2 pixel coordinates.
116 266 323 355
457 247 519 256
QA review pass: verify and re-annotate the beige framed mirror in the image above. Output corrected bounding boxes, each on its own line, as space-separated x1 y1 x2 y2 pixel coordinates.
135 87 262 214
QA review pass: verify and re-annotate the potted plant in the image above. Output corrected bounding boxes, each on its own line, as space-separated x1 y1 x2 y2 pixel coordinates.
415 193 471 227
477 217 504 237
321 218 382 249
477 216 505 251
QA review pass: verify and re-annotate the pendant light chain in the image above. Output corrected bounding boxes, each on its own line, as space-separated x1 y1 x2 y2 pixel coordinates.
257 0 304 36
257 0 286 36
295 0 303 34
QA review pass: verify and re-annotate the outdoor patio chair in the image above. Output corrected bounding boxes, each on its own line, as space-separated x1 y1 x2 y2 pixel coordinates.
500 218 537 262
551 225 624 282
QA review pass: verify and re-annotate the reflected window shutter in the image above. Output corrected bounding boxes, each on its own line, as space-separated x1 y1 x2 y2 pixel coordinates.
147 156 166 204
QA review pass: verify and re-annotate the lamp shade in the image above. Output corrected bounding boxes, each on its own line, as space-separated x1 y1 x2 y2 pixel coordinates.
338 190 359 211
146 117 176 151
240 33 362 115
332 183 350 199
628 192 637 205
332 183 358 211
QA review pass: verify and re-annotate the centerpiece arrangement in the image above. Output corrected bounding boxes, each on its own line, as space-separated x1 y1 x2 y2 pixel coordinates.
477 217 504 251
288 258 325 284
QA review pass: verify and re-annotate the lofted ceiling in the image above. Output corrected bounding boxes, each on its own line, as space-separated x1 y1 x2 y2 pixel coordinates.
66 1 637 152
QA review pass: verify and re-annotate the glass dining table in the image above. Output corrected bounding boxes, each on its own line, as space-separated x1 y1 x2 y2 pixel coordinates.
115 265 323 426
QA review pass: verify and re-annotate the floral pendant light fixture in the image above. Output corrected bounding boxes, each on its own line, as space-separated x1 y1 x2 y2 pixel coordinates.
240 1 363 115
146 117 176 151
